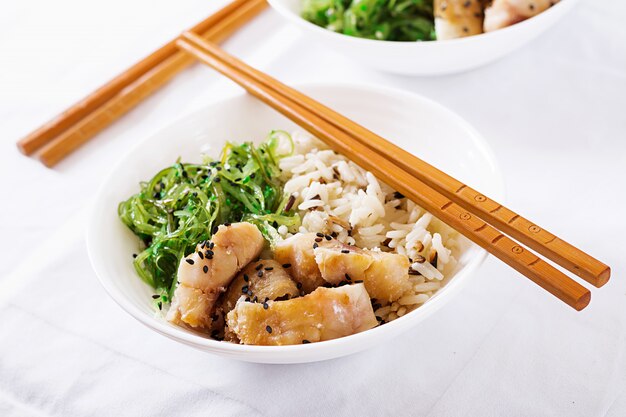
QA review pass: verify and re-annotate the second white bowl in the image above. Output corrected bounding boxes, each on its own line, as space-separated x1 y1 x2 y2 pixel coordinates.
268 0 578 75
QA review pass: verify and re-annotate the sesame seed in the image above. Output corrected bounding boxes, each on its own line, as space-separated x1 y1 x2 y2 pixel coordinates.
245 297 250 302
282 263 291 268
212 226 218 234
296 282 302 289
203 265 208 273
264 267 274 271
241 285 249 293
152 294 160 299
325 235 332 241
224 222 231 226
315 237 323 243
206 250 214 256
185 258 194 265
263 302 269 310
316 232 324 237
266 325 272 334
157 302 162 310
313 243 319 249
132 253 137 258
302 340 311 344
247 290 253 296
257 270 263 277
345 273 351 281
243 274 249 282
255 264 264 270
354 280 364 283
197 251 204 259
284 195 295 212
209 242 215 249
341 249 350 254
214 177 221 183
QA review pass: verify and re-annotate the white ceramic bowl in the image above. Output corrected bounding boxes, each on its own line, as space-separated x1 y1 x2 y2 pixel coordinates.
87 83 504 363
268 0 578 75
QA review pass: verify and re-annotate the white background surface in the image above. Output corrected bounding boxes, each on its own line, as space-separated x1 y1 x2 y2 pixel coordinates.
1 0 625 416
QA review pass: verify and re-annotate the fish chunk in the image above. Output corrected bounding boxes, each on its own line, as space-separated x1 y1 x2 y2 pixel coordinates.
484 0 558 32
314 242 412 303
167 222 264 330
227 284 378 345
434 0 485 40
274 233 326 293
218 260 299 316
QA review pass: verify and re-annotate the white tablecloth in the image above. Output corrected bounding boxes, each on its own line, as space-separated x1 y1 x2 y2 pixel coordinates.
1 0 625 415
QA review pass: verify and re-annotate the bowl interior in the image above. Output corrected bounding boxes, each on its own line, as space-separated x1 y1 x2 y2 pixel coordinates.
87 83 504 363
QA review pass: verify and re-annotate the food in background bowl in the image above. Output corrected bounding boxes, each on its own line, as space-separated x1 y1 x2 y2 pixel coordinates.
301 0 560 41
119 131 463 346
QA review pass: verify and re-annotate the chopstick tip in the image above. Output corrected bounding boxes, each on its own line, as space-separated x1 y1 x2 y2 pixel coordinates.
574 290 591 311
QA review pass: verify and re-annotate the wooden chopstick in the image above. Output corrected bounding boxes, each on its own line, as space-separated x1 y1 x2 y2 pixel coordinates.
33 0 268 167
178 33 610 291
177 33 593 310
17 0 253 156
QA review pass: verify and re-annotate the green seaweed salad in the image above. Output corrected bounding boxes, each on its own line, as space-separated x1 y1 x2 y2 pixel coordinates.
118 131 300 302
301 0 435 41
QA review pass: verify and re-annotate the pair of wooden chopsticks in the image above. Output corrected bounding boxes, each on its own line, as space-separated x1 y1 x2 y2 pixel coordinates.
17 0 268 167
176 32 610 311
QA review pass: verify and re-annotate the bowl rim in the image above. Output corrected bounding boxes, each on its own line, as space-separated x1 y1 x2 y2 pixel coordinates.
86 81 505 356
267 0 577 47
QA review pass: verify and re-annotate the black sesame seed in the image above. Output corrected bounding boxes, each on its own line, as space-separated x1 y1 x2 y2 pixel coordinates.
253 296 258 303
272 221 278 228
132 253 137 258
341 249 350 254
296 282 302 289
197 251 204 259
331 232 338 238
257 270 264 277
214 177 221 183
393 191 405 199
316 232 324 237
206 250 214 256
264 267 274 271
372 303 381 310
212 226 219 234
313 243 319 249
224 222 231 227
250 173 255 179
266 325 272 334
243 274 249 282
241 285 249 294
302 340 311 344
354 280 364 284
345 273 351 281
315 237 323 243
376 316 383 322
245 297 251 302
282 263 292 268
216 166 222 171
247 290 253 296
284 195 295 212
255 264 263 271
263 302 269 310
203 265 209 273
325 235 332 241
152 294 160 299
185 258 194 265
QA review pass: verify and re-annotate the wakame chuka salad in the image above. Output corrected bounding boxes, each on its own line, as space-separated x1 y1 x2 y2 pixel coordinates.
118 131 299 303
301 0 436 41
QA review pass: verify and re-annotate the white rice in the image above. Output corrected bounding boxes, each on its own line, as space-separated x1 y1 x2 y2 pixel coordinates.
279 132 464 322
